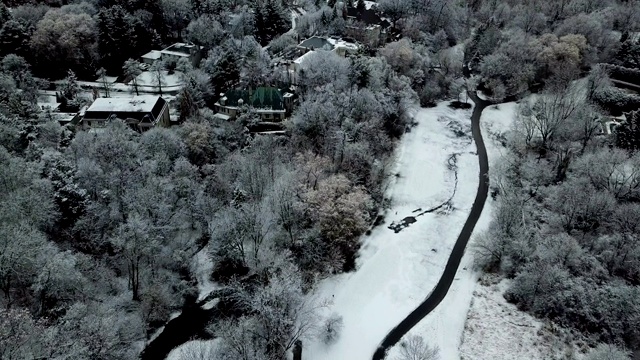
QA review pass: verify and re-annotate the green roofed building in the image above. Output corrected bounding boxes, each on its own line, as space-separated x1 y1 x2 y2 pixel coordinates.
214 87 295 122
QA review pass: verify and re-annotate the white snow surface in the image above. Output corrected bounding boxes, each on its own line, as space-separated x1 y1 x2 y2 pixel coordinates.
135 70 183 88
459 278 553 360
192 248 218 302
86 95 161 113
166 339 222 360
305 102 479 360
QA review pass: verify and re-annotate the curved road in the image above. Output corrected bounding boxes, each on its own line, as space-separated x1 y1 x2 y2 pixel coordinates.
372 92 492 360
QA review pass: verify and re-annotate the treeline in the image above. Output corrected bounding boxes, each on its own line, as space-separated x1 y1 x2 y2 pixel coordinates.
0 28 419 359
466 0 640 357
465 0 639 101
0 0 291 79
477 93 640 350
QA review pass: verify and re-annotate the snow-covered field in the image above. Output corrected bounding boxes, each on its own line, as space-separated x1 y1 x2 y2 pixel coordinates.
379 101 520 360
459 276 580 360
304 102 480 360
164 100 548 360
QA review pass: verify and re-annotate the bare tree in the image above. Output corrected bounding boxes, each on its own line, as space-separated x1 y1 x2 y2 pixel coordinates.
395 335 440 360
585 65 611 102
123 59 142 96
216 265 323 360
96 67 112 98
521 86 584 152
110 214 159 301
319 313 344 345
150 61 166 95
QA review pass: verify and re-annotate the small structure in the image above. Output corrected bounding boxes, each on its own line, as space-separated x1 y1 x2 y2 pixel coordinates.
214 87 295 122
81 95 170 132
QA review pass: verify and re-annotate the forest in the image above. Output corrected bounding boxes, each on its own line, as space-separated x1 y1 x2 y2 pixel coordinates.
0 0 639 359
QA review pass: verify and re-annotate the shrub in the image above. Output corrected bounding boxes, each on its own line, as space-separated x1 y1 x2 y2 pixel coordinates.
320 313 344 345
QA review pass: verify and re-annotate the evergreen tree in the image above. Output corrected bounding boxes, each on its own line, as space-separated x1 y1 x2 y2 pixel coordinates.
615 110 640 150
328 0 336 7
255 0 290 45
357 0 366 10
97 6 139 74
0 21 29 58
61 70 80 101
0 3 11 25
123 59 143 96
615 40 640 69
210 50 240 96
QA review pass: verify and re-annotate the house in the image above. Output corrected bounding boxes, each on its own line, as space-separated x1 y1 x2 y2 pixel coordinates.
214 87 295 122
345 7 391 47
278 36 361 85
140 42 202 67
141 50 162 65
81 95 170 132
297 36 360 56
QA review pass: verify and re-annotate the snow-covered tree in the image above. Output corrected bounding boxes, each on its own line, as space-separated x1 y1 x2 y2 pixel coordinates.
585 344 632 360
150 61 166 95
395 335 440 360
123 59 142 96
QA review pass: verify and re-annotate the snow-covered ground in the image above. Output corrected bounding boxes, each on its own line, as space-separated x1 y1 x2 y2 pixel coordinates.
166 339 222 360
459 276 581 360
304 102 479 360
135 70 183 88
192 248 218 302
375 101 520 360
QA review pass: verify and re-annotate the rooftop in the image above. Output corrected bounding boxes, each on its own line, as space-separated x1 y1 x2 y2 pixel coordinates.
347 7 389 27
219 87 286 110
161 43 196 57
142 50 162 60
298 36 334 50
86 95 162 113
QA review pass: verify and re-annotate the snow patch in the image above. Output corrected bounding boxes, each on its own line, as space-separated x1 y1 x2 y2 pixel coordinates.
166 339 222 360
202 298 219 310
192 248 219 302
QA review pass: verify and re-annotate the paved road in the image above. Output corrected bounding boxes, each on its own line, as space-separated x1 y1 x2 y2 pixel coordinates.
372 92 492 360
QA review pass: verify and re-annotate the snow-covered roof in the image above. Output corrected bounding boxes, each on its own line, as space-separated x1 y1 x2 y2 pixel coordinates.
327 37 360 51
160 43 196 58
213 113 231 121
293 50 317 64
86 95 161 113
142 50 162 60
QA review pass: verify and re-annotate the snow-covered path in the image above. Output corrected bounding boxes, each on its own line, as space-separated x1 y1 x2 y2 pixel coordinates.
305 102 479 360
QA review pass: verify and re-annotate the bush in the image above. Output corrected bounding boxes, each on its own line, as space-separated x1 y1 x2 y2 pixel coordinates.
592 87 640 116
320 313 344 345
601 63 640 85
